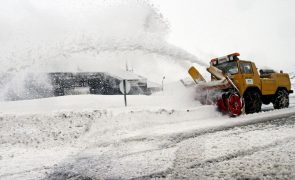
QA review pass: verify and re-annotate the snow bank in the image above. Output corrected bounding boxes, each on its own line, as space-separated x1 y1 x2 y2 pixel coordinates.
0 82 199 114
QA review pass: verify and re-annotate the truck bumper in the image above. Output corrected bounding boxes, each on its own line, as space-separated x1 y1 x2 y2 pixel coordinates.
289 90 294 94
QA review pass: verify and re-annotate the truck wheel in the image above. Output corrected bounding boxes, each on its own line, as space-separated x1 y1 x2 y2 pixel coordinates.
244 90 262 114
273 89 289 109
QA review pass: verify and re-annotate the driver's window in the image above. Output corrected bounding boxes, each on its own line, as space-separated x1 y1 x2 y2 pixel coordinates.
240 62 253 74
228 67 238 74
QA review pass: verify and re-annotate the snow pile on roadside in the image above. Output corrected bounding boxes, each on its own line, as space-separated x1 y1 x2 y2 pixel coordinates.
0 81 199 114
0 96 218 179
0 111 99 149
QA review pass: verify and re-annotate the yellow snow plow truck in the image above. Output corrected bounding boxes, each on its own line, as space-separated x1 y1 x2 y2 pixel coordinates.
189 53 293 116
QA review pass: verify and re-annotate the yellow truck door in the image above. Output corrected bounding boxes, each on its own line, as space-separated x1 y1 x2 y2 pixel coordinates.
239 61 261 94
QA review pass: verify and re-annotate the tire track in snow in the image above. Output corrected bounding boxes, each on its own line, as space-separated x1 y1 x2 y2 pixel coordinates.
131 114 295 179
0 166 50 180
133 134 295 180
187 136 295 170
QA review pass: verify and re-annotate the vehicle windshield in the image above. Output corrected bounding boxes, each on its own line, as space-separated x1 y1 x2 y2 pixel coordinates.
215 61 238 75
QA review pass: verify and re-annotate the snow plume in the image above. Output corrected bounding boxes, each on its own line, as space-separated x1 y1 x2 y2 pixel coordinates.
0 0 205 101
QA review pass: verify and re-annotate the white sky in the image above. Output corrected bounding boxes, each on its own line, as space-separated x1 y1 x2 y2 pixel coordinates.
150 0 295 71
0 0 294 72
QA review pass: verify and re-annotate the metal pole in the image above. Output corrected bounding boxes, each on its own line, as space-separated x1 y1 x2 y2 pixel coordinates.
123 80 127 107
162 76 165 91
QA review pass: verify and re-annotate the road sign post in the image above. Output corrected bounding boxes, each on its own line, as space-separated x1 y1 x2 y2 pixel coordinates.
119 80 131 107
123 80 127 107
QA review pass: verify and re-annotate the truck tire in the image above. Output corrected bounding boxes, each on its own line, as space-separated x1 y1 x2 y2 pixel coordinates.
273 89 289 109
244 90 262 114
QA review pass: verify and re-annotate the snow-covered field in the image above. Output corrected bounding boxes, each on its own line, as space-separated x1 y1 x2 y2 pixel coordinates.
0 93 294 179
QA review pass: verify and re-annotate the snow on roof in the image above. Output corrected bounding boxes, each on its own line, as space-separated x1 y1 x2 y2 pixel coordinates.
147 81 161 88
107 70 146 80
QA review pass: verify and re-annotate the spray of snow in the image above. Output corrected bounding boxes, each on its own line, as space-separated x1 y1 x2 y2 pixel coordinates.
0 0 207 101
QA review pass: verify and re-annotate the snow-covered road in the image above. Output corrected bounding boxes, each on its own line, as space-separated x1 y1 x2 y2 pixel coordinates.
0 95 294 179
163 116 295 179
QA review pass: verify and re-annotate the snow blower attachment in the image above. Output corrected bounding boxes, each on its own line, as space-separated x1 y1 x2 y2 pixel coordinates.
188 53 244 116
189 64 243 116
188 52 293 116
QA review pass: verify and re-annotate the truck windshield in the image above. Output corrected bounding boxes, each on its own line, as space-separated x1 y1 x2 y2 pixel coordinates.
215 61 238 75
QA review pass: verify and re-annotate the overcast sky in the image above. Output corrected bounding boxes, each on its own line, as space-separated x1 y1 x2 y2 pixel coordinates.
151 0 295 71
0 0 294 72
